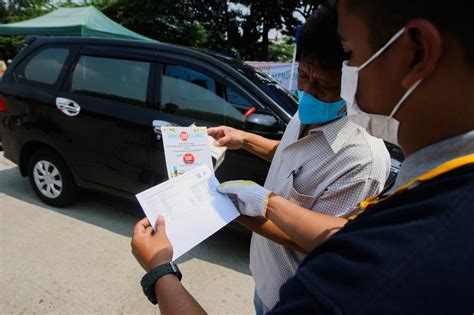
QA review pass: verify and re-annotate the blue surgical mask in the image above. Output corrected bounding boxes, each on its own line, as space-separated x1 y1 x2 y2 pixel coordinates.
297 90 347 125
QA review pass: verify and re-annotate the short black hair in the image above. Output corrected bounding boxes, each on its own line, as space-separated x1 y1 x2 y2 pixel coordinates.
346 0 474 67
297 2 348 71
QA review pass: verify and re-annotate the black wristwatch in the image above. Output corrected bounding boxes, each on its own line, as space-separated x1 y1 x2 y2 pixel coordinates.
140 262 182 305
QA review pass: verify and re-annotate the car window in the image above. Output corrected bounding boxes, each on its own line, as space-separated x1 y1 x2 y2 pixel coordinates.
225 88 253 111
14 47 69 85
161 64 280 132
70 55 150 106
211 54 298 116
161 65 246 128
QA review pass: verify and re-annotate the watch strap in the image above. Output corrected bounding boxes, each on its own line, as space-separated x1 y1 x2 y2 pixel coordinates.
141 262 182 305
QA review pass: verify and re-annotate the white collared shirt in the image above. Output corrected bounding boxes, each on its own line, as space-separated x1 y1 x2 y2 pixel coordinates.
250 114 391 309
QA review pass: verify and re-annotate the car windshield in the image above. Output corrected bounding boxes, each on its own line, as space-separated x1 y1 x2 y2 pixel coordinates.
212 54 298 116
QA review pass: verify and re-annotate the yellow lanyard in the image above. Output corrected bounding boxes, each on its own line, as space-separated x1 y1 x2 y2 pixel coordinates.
348 154 474 221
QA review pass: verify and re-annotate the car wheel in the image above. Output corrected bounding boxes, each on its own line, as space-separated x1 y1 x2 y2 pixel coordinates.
28 149 77 207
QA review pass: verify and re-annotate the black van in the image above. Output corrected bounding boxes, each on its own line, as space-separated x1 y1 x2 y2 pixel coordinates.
0 36 403 207
0 36 297 206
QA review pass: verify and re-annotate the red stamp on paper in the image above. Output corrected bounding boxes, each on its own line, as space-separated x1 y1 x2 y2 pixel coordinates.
183 153 195 165
180 131 189 141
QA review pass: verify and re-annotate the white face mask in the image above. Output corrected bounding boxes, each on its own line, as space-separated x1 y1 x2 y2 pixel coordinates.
340 28 422 145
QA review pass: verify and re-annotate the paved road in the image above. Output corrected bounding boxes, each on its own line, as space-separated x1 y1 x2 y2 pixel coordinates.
0 152 255 314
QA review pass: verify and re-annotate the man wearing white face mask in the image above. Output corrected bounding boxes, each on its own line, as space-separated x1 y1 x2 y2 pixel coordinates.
341 28 422 146
129 0 473 313
269 0 474 313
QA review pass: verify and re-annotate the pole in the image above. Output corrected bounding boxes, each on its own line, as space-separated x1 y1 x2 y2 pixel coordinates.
288 44 297 92
289 25 303 93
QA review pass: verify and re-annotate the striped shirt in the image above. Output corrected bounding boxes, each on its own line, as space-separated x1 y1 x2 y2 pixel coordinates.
250 114 391 310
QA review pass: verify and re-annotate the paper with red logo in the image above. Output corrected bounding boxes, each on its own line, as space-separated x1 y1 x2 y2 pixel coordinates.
161 126 213 179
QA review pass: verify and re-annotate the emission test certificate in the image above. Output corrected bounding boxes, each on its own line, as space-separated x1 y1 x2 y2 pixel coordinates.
161 126 213 179
136 165 239 261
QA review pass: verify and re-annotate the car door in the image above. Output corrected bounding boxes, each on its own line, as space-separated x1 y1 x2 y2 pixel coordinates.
0 44 77 163
52 45 155 194
149 56 285 186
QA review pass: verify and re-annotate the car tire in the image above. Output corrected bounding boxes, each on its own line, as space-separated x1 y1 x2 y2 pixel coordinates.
28 149 77 207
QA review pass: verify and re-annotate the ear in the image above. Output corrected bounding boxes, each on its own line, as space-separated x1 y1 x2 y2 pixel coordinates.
402 19 442 88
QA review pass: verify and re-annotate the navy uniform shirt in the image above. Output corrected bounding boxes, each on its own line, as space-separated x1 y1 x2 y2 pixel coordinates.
269 164 474 315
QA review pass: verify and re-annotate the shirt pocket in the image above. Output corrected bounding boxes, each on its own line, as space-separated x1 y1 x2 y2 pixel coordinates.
287 184 318 209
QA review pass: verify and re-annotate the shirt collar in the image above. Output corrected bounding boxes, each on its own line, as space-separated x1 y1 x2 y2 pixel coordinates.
392 130 474 191
303 117 358 154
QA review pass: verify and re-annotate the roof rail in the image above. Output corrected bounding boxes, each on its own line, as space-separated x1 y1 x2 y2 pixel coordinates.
25 35 38 45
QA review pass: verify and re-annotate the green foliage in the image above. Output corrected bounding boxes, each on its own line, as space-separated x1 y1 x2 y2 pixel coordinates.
0 36 25 50
0 0 54 55
232 0 324 60
0 2 7 24
268 38 296 63
0 0 323 61
3 0 53 22
90 0 239 49
88 0 320 60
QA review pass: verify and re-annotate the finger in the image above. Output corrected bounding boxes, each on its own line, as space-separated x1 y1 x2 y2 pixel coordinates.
133 217 151 234
216 135 233 146
207 127 219 136
208 126 224 138
217 181 237 194
154 215 167 238
144 225 154 236
217 180 253 193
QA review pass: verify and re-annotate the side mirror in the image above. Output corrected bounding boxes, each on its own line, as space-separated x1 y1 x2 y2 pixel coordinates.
245 112 281 133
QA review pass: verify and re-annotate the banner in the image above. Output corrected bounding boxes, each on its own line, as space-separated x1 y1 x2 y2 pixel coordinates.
246 62 298 94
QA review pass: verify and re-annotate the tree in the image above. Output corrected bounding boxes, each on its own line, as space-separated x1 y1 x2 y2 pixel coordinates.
0 0 54 55
231 0 323 60
0 1 8 24
268 37 295 62
294 0 322 20
90 0 240 49
0 0 323 61
233 0 297 60
2 0 53 22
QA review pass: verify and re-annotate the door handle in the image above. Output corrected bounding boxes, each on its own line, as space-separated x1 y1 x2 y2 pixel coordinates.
56 97 81 117
152 120 177 141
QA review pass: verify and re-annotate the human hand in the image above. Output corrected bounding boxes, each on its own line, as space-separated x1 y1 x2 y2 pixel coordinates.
217 180 272 217
131 216 173 272
208 126 248 150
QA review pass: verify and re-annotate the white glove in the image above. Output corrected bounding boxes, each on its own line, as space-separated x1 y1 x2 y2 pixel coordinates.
217 180 272 217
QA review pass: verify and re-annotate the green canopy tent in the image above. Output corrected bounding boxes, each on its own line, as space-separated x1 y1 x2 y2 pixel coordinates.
0 6 155 42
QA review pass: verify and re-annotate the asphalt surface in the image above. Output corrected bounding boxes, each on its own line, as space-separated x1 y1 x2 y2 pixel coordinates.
0 152 255 314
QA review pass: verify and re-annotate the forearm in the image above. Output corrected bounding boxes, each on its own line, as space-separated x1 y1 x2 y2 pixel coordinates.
235 216 306 253
266 196 348 252
155 274 207 315
242 132 280 162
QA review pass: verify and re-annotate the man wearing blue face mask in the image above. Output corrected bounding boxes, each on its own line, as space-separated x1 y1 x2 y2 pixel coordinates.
207 4 390 313
130 4 391 314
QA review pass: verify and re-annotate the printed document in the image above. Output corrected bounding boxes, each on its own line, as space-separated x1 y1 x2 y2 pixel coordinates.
136 165 239 261
162 126 213 179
